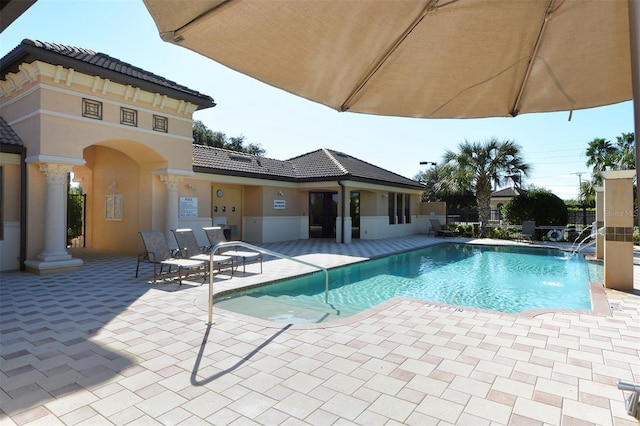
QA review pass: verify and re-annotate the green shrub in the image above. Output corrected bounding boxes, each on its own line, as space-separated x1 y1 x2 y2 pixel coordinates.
452 224 478 238
502 189 568 226
488 226 513 240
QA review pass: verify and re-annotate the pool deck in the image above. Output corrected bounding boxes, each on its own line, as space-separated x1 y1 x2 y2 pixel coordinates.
1 236 639 425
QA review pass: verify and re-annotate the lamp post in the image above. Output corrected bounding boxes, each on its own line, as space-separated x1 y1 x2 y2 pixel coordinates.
420 161 438 201
420 161 438 181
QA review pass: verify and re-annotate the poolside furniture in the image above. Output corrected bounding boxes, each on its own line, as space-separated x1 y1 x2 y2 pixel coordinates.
171 228 234 277
519 220 536 242
203 226 263 275
136 230 204 284
430 219 455 237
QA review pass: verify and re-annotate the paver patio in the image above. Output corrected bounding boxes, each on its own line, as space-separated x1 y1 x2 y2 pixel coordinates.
1 236 639 425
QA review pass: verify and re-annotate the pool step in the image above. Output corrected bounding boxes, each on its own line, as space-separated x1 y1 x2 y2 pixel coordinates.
214 293 356 324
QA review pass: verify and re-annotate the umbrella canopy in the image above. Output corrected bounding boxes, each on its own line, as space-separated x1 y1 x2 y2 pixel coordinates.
143 0 632 119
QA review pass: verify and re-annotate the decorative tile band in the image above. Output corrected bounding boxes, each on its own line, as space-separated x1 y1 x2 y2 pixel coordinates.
605 226 634 242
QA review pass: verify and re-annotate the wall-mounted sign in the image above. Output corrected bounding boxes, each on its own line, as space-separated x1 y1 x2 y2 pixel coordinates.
274 199 286 210
180 197 198 218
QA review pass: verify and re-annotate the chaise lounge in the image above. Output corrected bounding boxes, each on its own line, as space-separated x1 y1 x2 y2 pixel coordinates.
136 230 204 284
171 228 234 278
203 226 263 275
430 218 455 237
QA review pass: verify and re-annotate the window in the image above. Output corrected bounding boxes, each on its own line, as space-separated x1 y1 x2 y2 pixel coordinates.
153 115 168 132
105 194 124 221
404 194 411 224
396 193 404 224
82 98 102 120
120 107 137 126
388 192 395 224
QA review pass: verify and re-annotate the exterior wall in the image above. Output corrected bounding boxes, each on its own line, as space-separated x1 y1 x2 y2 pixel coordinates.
2 57 429 270
417 201 447 234
0 154 22 270
83 145 141 254
2 60 200 266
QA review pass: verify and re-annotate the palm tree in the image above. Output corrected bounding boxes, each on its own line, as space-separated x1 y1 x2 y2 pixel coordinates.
585 137 616 186
439 138 531 237
581 133 634 202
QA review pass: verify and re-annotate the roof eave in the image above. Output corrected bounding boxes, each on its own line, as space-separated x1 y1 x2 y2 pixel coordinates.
1 42 216 110
192 166 298 182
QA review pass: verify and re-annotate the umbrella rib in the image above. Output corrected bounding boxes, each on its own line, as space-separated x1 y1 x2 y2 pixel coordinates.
339 0 460 112
159 0 238 43
510 0 557 117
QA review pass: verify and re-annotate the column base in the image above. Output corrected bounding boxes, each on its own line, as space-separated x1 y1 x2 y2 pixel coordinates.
37 252 73 262
24 258 83 275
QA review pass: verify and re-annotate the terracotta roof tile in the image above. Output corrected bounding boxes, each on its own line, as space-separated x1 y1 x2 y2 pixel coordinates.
193 145 425 189
0 116 23 146
192 144 297 181
0 39 215 110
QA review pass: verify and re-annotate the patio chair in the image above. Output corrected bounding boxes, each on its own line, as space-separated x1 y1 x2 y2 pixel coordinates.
203 226 263 275
519 220 536 242
136 230 204 285
430 219 455 237
171 228 234 276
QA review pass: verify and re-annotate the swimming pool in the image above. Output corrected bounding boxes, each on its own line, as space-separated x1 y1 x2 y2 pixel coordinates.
213 243 602 324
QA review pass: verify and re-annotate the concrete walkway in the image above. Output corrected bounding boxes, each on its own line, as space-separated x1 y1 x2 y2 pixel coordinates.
1 236 639 425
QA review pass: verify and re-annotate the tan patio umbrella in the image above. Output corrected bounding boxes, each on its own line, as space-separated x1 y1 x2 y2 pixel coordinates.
144 0 640 226
143 0 635 120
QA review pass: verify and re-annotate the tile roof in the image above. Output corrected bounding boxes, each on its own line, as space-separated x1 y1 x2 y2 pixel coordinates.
193 145 425 189
491 187 525 197
289 148 425 188
0 39 215 110
192 144 298 181
0 116 23 146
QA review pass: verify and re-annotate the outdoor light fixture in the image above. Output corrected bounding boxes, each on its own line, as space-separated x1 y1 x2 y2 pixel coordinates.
107 182 117 190
186 183 195 190
278 190 284 196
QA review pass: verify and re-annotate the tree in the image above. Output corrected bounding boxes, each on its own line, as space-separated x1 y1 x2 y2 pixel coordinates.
192 120 266 156
502 189 568 229
414 167 440 201
582 132 635 201
439 138 530 237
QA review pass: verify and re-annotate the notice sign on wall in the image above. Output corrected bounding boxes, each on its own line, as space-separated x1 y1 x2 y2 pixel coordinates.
180 197 198 218
274 199 286 210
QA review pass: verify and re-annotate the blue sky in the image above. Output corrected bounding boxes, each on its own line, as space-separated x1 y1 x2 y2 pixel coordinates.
1 0 635 200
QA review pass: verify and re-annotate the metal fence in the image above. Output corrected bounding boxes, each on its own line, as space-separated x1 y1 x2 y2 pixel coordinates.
447 208 597 226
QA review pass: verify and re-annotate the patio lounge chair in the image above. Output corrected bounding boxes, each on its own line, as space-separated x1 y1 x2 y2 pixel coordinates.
430 219 455 237
171 228 234 276
136 230 204 284
519 220 536 242
203 226 263 275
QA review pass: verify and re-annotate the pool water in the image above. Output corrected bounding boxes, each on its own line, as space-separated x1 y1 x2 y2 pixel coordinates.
213 244 602 324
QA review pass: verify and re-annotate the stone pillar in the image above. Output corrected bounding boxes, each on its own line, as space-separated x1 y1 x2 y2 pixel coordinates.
337 216 353 244
602 170 635 291
594 186 604 260
159 173 183 249
24 161 83 274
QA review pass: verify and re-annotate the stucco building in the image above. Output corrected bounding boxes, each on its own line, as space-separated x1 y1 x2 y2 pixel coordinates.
0 39 429 274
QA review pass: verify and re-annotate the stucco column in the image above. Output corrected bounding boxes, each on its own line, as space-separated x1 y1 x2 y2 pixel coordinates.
594 186 604 260
602 170 635 291
24 160 83 274
159 174 183 249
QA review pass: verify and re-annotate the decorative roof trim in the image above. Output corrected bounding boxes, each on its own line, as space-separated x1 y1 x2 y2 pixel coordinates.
0 39 215 110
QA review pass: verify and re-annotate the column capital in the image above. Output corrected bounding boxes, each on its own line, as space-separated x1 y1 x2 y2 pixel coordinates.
37 162 74 185
158 174 184 191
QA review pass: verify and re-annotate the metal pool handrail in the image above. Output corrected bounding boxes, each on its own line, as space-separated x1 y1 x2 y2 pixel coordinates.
207 241 329 325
